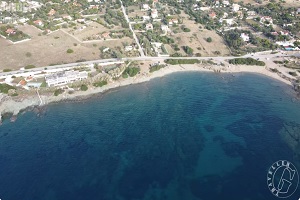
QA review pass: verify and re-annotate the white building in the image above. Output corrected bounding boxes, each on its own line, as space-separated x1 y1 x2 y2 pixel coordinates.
222 0 230 6
143 16 151 22
125 46 133 51
240 33 250 42
232 4 240 12
142 4 150 10
220 18 235 26
151 9 158 18
161 25 169 32
45 70 88 87
145 23 153 30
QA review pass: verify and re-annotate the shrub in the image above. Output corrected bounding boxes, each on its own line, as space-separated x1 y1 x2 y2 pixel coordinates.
93 80 107 87
3 69 11 72
150 64 166 73
54 89 64 96
0 83 16 94
289 71 298 76
25 52 32 57
80 84 88 91
25 65 36 69
206 37 212 43
67 49 74 53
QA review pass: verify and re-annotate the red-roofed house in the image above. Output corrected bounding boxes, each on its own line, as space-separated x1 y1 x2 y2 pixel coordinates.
34 20 43 26
18 79 27 86
209 11 216 19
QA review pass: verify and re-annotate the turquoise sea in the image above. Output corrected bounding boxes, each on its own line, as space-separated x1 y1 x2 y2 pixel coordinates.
0 72 300 200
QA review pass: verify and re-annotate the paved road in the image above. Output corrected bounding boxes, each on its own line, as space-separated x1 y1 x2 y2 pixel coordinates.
120 0 145 57
0 51 290 78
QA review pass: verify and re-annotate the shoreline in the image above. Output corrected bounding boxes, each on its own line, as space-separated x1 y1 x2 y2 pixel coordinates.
0 63 296 122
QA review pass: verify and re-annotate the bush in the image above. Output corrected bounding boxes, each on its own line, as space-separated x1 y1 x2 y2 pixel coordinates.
206 37 212 43
25 65 36 69
67 49 74 53
3 69 11 72
122 67 140 77
80 84 88 91
54 89 64 96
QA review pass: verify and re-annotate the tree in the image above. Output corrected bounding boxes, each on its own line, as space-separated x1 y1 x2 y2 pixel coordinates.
206 37 212 42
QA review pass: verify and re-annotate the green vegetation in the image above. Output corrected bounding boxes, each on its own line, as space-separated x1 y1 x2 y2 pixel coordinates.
80 84 88 91
40 80 47 87
54 89 64 96
150 64 166 73
228 58 266 66
93 80 108 87
289 71 298 76
25 65 36 69
206 37 212 43
0 84 16 94
3 69 12 72
270 68 279 73
67 49 74 53
122 67 140 78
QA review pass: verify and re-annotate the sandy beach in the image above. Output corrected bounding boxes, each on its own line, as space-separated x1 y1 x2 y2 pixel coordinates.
0 63 295 119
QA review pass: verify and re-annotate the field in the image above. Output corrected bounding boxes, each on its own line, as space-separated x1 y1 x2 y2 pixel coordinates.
169 14 230 56
0 24 135 70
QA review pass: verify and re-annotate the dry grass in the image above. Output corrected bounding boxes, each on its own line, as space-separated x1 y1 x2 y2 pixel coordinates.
0 24 135 70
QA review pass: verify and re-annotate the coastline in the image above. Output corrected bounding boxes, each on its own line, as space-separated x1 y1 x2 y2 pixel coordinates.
0 63 295 121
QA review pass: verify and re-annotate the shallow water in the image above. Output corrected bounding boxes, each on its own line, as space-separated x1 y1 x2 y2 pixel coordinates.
0 72 300 200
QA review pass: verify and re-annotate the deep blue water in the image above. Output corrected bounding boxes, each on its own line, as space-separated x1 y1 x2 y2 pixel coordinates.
1 72 300 200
